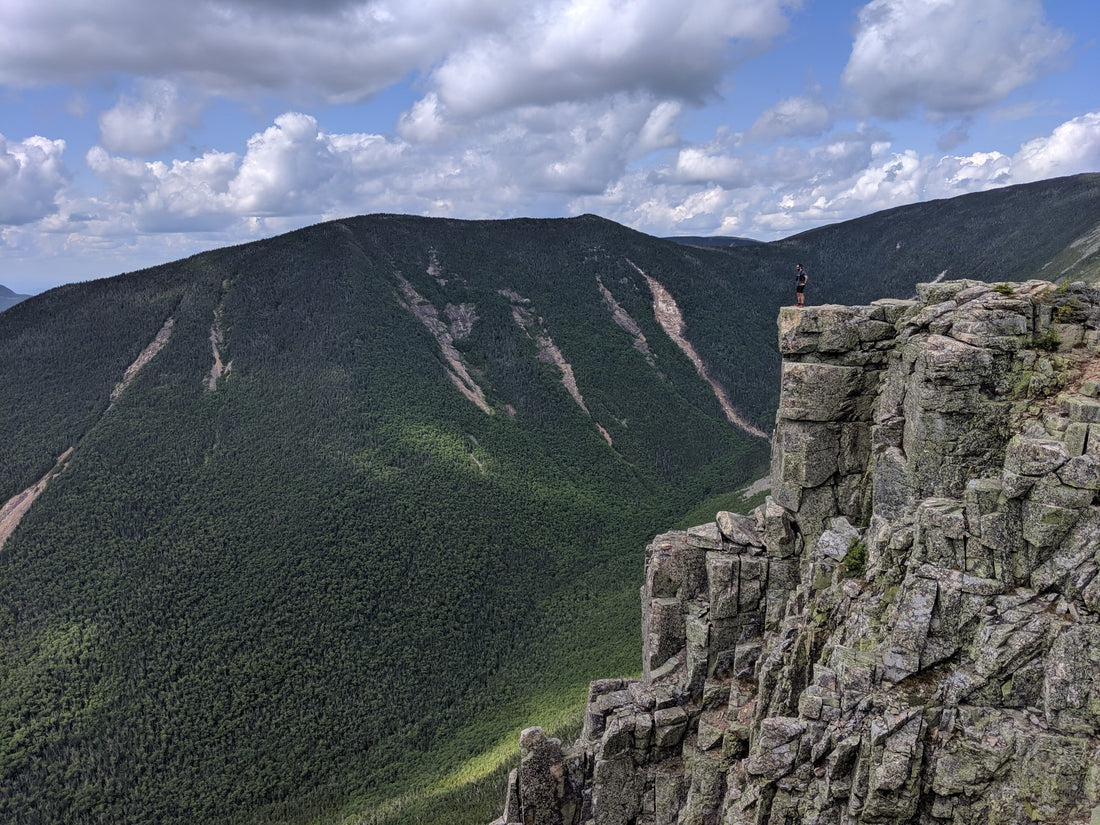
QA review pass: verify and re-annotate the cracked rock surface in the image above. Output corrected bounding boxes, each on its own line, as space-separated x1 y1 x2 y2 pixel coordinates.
492 280 1100 825
495 283 1100 825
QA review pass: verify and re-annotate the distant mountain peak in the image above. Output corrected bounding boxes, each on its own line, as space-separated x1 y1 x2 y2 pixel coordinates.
0 284 30 312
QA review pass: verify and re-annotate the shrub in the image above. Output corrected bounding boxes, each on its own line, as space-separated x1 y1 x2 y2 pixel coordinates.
841 539 867 578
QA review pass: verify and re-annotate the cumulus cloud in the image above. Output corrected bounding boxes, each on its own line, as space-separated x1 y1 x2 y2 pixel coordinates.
85 113 414 230
397 94 454 144
672 147 750 187
1012 112 1100 182
843 0 1070 119
637 101 683 154
426 0 795 119
0 134 68 225
749 95 832 140
0 0 795 112
0 0 470 101
572 109 1099 242
523 96 684 192
98 80 202 156
76 91 688 238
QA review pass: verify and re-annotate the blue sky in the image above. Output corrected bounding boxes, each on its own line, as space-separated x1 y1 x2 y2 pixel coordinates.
2 0 1098 294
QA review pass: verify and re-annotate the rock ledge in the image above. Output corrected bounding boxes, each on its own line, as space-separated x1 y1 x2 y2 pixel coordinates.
493 280 1100 825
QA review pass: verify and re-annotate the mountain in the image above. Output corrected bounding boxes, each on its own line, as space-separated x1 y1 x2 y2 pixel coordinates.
0 215 773 825
665 236 762 249
2 174 1100 825
0 284 31 313
775 172 1100 298
496 277 1100 825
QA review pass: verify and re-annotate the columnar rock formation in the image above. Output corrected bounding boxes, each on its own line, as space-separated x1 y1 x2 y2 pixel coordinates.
492 279 1100 825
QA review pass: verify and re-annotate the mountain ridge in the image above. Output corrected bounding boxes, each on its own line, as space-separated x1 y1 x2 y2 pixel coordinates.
0 284 31 313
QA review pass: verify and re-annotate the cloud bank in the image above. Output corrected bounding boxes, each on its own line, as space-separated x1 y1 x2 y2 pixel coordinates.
0 0 1096 291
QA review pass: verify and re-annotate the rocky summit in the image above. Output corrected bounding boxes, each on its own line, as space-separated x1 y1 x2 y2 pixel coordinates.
492 279 1100 825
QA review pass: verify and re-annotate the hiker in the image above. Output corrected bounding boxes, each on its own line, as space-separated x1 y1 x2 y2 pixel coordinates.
795 264 808 307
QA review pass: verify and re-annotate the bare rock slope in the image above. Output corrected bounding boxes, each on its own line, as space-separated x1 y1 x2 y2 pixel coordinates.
493 279 1100 825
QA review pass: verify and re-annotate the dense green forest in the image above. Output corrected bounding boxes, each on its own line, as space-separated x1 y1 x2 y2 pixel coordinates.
2 174 1100 825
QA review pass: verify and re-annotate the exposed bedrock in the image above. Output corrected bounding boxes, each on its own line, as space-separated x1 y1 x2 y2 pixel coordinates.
493 280 1100 825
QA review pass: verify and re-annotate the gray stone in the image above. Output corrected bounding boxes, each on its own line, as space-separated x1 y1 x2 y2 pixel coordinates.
592 754 643 825
778 305 863 355
873 445 914 518
1043 624 1100 733
882 575 937 683
871 298 918 324
517 728 578 825
716 510 764 547
653 706 689 748
778 362 866 422
696 711 726 751
917 280 977 304
490 279 1100 825
815 517 861 561
920 333 993 383
1029 476 1096 508
706 552 740 620
1065 422 1090 456
763 498 799 559
1058 453 1100 489
1004 435 1071 476
1022 500 1080 548
654 770 687 825
686 521 723 550
1065 395 1100 424
745 717 805 779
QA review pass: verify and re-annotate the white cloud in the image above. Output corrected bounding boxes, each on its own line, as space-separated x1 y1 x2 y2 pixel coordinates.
749 95 831 140
573 111 1100 241
637 101 683 154
229 113 344 214
672 147 750 186
426 0 796 119
397 94 453 143
0 0 796 113
98 80 201 156
522 96 681 192
843 0 1070 119
85 113 414 230
0 0 474 102
1011 111 1100 182
74 92 687 237
0 134 68 225
86 145 157 203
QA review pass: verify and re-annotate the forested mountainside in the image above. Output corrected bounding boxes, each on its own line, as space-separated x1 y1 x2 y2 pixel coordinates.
1 174 1099 825
775 172 1100 298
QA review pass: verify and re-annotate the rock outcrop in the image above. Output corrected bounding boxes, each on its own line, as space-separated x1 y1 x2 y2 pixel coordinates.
492 280 1100 825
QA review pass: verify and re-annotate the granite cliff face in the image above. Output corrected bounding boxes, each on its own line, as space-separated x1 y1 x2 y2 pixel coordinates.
492 279 1100 825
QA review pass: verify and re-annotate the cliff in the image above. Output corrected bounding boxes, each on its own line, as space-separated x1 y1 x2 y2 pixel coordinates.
492 279 1100 825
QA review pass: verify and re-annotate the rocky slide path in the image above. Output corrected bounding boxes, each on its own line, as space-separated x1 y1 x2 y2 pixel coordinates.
627 259 769 440
0 316 175 551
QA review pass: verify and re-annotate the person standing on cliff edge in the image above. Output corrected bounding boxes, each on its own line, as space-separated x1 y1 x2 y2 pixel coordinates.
795 264 808 307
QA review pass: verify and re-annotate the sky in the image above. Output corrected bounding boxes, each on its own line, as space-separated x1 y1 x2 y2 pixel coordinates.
1 0 1099 295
